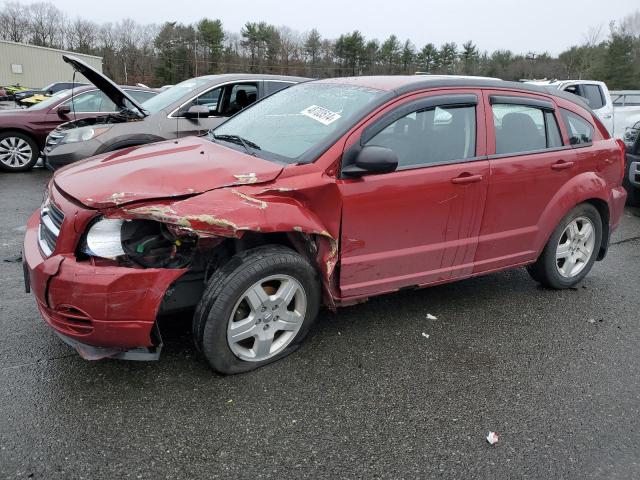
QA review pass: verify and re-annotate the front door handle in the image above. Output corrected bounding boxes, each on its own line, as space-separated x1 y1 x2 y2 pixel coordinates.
451 173 483 184
551 160 575 171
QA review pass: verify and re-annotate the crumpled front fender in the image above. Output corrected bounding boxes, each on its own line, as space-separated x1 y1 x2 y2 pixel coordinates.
105 182 341 307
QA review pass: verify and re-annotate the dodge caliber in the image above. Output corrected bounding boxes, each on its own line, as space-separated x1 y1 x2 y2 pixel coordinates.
23 76 627 374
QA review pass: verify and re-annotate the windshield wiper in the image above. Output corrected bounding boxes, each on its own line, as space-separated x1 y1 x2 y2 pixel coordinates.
212 133 261 156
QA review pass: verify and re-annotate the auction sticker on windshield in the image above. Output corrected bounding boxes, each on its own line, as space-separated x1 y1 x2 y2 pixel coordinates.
300 105 341 125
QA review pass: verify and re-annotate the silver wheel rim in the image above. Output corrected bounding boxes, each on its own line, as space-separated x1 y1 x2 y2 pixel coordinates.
0 137 33 168
556 216 596 278
227 274 307 362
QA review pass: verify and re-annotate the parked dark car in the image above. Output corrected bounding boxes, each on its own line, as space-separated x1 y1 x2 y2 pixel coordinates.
24 76 627 374
13 81 89 103
44 55 308 170
0 85 157 171
624 126 640 206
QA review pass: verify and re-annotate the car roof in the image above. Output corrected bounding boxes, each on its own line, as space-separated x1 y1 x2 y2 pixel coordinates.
313 75 591 111
192 73 310 84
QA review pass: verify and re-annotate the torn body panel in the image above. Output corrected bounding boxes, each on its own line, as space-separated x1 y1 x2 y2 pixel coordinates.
104 176 342 308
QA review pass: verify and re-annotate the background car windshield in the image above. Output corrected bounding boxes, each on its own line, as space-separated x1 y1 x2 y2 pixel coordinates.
211 83 384 163
142 77 212 113
27 90 73 110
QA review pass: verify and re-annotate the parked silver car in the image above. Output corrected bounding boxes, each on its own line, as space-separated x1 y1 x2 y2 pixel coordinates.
44 55 308 170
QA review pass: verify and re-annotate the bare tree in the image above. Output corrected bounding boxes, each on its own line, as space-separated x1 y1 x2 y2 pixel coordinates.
29 2 65 47
0 2 29 43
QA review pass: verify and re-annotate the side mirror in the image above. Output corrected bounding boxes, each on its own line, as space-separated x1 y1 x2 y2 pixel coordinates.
185 105 210 119
342 145 398 177
56 104 71 116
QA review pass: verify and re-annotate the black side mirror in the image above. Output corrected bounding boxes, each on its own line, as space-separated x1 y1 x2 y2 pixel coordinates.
342 145 398 177
185 105 210 119
56 104 71 116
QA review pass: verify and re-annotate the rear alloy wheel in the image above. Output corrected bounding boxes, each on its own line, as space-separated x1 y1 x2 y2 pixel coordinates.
555 216 596 278
0 132 39 171
193 245 321 374
527 203 602 289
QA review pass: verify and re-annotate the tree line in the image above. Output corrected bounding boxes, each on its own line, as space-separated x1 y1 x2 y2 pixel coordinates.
1 2 639 89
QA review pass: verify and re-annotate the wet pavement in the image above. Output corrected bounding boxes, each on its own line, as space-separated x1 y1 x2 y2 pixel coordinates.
1 169 639 479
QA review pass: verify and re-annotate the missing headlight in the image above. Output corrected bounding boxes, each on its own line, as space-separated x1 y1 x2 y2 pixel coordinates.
121 220 197 268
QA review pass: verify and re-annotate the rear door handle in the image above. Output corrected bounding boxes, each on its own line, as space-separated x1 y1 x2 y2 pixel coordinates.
551 160 575 171
451 173 483 184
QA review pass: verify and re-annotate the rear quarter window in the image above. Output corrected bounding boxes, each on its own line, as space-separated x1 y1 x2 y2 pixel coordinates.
561 109 594 146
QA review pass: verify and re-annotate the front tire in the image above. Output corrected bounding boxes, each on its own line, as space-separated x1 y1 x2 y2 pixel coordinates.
0 131 39 171
193 245 321 374
527 203 602 289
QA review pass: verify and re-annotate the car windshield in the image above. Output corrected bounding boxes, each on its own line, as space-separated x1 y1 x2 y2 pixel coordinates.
210 82 385 163
26 89 73 110
142 77 212 114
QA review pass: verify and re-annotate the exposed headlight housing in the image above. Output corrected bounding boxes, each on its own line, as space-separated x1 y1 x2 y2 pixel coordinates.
81 218 197 268
63 125 111 143
85 218 126 259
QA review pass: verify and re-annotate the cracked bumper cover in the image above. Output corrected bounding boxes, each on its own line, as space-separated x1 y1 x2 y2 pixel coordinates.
23 210 186 356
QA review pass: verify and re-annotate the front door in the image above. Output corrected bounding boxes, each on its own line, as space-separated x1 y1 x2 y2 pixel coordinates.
338 91 489 299
170 82 260 138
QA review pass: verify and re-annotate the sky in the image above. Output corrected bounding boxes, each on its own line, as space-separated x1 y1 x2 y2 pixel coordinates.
21 0 640 55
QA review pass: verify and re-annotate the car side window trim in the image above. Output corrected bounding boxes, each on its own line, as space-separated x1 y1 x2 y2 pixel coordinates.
361 94 478 145
489 95 554 111
487 145 573 160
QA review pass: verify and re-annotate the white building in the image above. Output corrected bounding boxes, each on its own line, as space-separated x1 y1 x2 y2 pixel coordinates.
0 40 102 88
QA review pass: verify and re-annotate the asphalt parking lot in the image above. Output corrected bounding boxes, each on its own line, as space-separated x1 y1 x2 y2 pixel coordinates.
1 169 639 480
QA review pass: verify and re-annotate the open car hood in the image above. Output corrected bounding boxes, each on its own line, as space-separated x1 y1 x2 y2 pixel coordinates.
53 137 284 209
63 54 148 118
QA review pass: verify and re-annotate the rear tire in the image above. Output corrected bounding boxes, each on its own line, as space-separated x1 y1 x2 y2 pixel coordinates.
527 203 602 289
0 131 39 171
193 245 321 374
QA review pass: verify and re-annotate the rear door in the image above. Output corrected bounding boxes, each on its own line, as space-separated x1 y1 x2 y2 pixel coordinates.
474 90 576 273
338 90 489 299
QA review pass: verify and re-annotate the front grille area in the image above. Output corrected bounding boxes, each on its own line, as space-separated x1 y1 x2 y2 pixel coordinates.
38 201 64 256
45 129 65 153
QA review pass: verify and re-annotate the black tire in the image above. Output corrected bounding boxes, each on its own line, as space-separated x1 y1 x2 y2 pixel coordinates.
527 203 602 289
0 131 39 172
193 245 321 374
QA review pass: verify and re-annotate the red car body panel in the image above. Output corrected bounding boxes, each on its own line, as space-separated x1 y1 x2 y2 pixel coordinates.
23 79 628 354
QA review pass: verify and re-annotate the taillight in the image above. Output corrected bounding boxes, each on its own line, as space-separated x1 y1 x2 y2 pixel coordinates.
615 138 626 184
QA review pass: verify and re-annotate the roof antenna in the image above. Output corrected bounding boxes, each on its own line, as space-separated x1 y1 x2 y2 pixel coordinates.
71 70 77 122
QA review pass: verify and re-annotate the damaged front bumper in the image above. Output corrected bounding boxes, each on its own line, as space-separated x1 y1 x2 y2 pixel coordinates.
23 209 186 360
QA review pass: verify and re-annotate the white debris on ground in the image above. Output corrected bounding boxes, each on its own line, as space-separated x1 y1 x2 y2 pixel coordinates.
421 332 430 339
486 431 500 445
426 313 437 320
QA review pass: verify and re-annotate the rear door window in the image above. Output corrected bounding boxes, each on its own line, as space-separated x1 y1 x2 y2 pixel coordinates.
561 109 594 146
491 103 564 155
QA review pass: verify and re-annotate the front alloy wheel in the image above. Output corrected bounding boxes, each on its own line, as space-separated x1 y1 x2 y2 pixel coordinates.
193 245 321 374
0 133 39 171
227 275 307 362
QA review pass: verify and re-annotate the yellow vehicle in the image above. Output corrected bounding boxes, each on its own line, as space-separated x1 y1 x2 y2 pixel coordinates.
18 94 49 106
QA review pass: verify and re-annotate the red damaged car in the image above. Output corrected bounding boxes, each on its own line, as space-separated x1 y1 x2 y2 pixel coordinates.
23 76 627 374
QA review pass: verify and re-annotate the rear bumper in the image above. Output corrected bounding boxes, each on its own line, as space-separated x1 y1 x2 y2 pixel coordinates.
609 186 627 231
23 210 186 353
